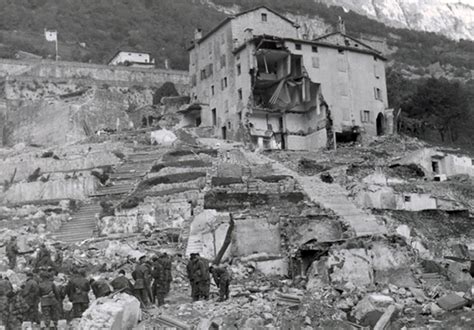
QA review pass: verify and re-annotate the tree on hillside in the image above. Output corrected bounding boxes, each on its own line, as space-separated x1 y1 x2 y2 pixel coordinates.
402 78 470 142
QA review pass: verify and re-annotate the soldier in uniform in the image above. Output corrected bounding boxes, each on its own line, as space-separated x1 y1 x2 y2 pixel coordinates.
151 256 166 306
90 278 111 298
194 254 210 300
111 270 133 295
35 244 53 270
8 288 29 329
65 268 90 319
5 236 19 270
186 253 197 301
38 271 60 327
159 253 173 296
132 256 150 307
0 276 12 328
188 253 210 301
210 264 231 301
21 270 40 324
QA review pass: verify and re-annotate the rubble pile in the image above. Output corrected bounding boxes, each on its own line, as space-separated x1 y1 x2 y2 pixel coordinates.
0 131 472 329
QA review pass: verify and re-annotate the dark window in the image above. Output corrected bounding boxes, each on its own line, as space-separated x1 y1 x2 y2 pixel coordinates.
237 64 241 75
211 85 215 96
228 122 231 129
195 116 201 127
238 112 242 121
211 108 217 126
200 69 206 80
374 88 382 100
432 161 440 174
261 13 267 22
404 196 411 202
238 88 242 100
295 43 302 50
312 46 318 53
221 77 228 90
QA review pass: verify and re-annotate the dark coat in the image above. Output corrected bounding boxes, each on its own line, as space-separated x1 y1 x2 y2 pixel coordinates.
91 280 111 298
212 267 231 287
132 263 149 289
152 261 167 293
22 278 40 306
5 240 19 258
110 276 133 294
35 247 52 269
66 275 90 304
38 279 59 307
160 256 173 283
192 257 210 283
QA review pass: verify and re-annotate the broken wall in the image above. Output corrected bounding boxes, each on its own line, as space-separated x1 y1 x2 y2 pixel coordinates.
397 148 474 178
284 40 388 136
2 176 98 203
232 217 281 256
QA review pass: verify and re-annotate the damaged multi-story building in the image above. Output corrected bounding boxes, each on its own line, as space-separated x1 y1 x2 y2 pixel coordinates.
184 6 393 150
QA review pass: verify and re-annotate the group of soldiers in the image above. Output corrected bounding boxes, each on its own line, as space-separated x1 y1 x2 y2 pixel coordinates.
187 253 231 302
131 253 173 307
2 236 233 328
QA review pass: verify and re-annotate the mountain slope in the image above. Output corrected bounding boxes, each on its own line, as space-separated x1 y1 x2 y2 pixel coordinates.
317 0 474 41
0 0 472 81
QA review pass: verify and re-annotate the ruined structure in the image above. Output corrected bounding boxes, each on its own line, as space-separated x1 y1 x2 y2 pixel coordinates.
108 50 156 68
186 6 393 150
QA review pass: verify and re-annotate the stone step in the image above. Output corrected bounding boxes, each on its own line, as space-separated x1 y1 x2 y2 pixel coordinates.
53 233 94 242
57 223 96 230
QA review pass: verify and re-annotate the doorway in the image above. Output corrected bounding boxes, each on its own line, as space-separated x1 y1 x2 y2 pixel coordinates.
376 112 385 136
222 126 227 140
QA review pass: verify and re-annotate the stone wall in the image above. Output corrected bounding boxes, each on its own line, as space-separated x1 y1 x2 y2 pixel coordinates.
0 58 189 91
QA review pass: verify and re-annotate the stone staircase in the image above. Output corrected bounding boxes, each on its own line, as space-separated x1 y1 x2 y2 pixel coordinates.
297 176 387 236
248 151 387 237
52 203 102 243
53 148 166 243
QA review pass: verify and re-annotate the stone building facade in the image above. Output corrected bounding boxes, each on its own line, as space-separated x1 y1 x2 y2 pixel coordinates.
187 6 391 150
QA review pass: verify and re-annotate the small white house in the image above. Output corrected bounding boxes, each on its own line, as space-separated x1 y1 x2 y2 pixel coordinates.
108 51 155 67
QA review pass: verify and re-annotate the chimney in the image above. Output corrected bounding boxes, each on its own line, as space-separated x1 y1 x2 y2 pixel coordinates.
244 28 253 42
194 28 202 41
338 16 346 34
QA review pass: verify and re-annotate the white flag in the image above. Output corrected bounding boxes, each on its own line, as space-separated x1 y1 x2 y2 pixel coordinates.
45 30 57 42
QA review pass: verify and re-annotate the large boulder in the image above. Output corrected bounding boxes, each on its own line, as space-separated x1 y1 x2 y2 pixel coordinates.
150 129 177 146
79 293 141 329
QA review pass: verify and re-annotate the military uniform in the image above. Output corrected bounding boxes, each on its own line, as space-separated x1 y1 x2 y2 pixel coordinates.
65 274 90 319
211 266 231 301
0 278 12 328
38 275 59 326
186 258 196 300
111 275 133 295
151 259 167 306
8 291 29 329
190 256 210 301
22 275 40 323
5 238 19 270
35 245 53 270
160 254 173 295
91 279 111 298
132 262 151 306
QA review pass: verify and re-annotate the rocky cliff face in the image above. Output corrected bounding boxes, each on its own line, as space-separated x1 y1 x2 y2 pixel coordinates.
317 0 474 41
